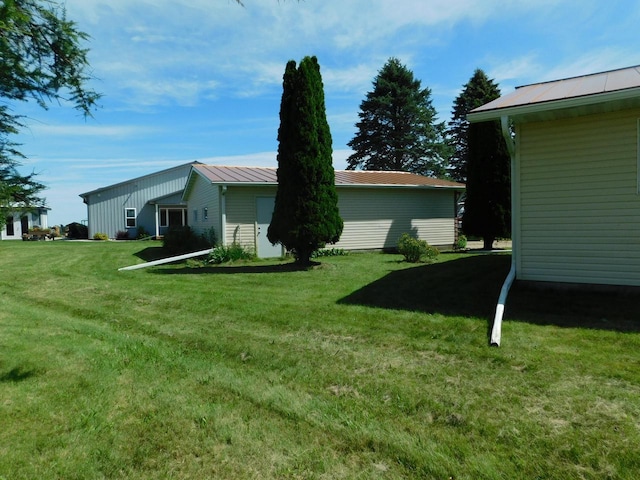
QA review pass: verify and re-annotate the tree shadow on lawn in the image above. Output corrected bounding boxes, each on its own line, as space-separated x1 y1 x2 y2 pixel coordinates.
151 261 321 275
338 254 640 334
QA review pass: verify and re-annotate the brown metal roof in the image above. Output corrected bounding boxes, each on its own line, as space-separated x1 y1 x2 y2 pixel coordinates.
193 164 464 188
468 65 640 121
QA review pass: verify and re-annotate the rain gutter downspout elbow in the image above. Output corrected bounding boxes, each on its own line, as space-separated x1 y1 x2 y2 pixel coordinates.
491 116 517 346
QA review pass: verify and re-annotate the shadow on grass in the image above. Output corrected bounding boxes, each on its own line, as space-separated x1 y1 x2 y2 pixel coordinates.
0 366 38 383
134 246 170 262
339 254 640 333
151 261 320 275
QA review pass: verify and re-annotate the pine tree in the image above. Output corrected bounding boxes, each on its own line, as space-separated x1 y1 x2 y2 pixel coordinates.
448 69 501 182
346 57 449 177
463 120 511 250
267 56 343 265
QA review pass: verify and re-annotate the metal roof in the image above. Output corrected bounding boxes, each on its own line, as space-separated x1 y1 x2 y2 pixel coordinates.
192 164 464 189
468 65 640 122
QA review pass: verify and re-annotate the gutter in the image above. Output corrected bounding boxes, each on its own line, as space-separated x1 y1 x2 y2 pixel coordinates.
490 116 517 346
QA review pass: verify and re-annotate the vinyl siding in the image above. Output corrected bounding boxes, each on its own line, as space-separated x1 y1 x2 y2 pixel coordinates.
517 107 640 285
334 187 456 250
224 186 276 248
187 175 221 240
222 185 457 252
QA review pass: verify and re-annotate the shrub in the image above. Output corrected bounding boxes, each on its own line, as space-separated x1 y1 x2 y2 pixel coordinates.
162 226 210 255
397 233 439 263
93 232 109 241
66 222 88 239
207 243 255 264
136 226 151 239
456 234 468 250
311 248 349 258
116 230 129 240
201 227 218 248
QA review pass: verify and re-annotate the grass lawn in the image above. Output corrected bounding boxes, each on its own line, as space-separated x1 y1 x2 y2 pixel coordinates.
1 240 639 479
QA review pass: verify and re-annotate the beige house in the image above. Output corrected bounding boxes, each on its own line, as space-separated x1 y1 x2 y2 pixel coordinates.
182 164 464 257
468 65 640 344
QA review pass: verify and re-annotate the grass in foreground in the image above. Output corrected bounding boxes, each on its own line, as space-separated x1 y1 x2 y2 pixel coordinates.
0 240 639 479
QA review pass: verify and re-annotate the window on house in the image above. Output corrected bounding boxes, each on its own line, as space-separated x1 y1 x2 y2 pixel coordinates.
203 207 208 220
6 216 14 236
125 208 137 228
160 208 187 227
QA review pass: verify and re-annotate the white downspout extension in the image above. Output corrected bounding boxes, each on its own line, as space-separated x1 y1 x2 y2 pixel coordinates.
491 116 517 346
154 204 160 239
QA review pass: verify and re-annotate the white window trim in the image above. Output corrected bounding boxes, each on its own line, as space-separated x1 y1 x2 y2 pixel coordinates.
125 207 137 228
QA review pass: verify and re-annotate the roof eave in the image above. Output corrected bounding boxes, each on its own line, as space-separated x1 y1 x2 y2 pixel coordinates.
467 86 640 123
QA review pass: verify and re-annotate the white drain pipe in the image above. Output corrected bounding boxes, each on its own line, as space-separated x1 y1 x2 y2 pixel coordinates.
118 248 213 271
490 116 517 346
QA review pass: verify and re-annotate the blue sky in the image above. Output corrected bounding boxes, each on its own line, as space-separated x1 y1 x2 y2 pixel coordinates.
12 0 640 225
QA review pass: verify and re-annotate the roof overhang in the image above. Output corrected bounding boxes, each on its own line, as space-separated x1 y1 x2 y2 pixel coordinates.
468 86 640 124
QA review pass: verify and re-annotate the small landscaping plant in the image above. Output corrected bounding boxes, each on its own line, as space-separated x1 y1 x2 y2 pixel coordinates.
93 232 109 241
207 243 256 264
116 230 129 240
456 234 468 250
397 233 439 263
311 248 349 258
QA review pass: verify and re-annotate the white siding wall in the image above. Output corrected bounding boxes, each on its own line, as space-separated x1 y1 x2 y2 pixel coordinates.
224 186 275 248
517 107 640 286
334 187 456 250
222 185 457 252
187 175 221 241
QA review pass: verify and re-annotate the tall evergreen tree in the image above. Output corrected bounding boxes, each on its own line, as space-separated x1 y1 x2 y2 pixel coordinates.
267 56 343 265
448 69 501 182
346 57 449 177
463 120 511 250
0 0 100 229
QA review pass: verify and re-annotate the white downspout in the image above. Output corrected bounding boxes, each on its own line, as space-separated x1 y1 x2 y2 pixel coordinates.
154 204 160 239
491 116 517 346
220 185 227 246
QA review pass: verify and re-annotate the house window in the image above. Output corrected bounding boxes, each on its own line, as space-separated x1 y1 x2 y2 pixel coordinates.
125 208 137 228
6 216 14 236
203 207 208 220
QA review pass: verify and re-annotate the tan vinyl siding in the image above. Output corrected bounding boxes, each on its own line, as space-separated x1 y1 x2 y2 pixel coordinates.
187 175 220 238
334 187 455 250
224 186 276 248
517 107 640 285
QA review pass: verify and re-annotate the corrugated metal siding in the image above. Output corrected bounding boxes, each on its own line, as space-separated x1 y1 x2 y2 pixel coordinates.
518 107 640 285
334 188 456 250
85 164 192 238
224 186 276 247
187 175 220 239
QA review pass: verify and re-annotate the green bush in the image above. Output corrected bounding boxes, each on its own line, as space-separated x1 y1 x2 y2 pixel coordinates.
456 234 468 250
162 226 210 255
116 230 129 240
311 248 349 258
66 222 88 239
397 233 439 263
136 226 151 239
207 243 255 264
93 232 109 241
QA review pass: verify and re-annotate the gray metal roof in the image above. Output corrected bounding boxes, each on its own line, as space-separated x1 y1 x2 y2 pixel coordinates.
468 65 640 122
192 164 464 188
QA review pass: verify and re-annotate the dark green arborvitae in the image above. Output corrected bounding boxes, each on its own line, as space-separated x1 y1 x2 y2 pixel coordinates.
463 119 511 250
267 56 343 265
448 69 501 182
346 57 449 178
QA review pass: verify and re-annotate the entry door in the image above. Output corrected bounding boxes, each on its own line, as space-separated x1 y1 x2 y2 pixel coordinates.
256 197 282 258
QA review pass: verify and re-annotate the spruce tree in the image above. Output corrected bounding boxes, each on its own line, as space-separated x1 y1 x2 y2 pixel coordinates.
448 69 501 182
346 57 449 177
267 56 343 265
463 120 511 250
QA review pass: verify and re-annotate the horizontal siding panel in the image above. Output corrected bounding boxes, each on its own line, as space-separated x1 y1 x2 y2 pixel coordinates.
518 107 640 286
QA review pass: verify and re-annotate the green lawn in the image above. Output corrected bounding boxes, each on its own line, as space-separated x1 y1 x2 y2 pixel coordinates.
1 240 639 479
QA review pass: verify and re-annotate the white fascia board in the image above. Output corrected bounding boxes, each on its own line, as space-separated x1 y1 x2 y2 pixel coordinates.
468 87 640 123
